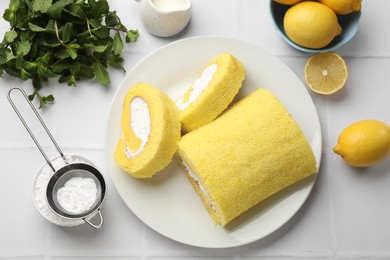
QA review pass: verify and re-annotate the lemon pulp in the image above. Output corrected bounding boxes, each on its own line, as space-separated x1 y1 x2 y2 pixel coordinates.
304 52 348 95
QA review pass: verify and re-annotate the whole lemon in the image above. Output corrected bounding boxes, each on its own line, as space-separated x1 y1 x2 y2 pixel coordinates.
333 120 390 167
319 0 362 15
274 0 304 5
283 1 342 49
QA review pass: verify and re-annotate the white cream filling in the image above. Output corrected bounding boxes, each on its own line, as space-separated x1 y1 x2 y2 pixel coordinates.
181 159 216 212
152 0 189 12
176 64 218 111
124 97 151 158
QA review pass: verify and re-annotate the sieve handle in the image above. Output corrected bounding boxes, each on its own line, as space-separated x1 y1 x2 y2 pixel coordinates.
83 209 104 229
7 87 66 172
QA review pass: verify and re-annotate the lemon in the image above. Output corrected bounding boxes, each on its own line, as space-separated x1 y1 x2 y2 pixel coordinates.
283 2 342 49
319 0 362 15
274 0 304 5
304 52 348 95
333 120 390 167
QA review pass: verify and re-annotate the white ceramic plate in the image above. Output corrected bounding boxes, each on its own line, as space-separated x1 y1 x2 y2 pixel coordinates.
105 36 322 248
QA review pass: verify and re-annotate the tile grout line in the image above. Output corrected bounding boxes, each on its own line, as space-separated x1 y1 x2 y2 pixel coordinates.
274 53 390 59
325 97 338 259
45 221 52 260
141 223 148 259
232 0 239 39
0 145 105 150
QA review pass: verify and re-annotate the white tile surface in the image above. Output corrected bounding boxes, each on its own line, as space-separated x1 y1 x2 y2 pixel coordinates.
0 150 48 256
1 0 390 259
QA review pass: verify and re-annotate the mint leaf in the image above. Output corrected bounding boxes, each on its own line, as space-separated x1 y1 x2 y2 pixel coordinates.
113 31 123 55
90 0 109 19
6 51 15 63
55 49 71 59
78 63 94 79
36 51 52 65
4 30 17 42
28 22 47 32
15 54 24 69
105 12 118 27
67 75 76 86
91 26 110 38
39 94 55 108
88 19 101 29
61 23 74 43
20 68 31 80
108 54 125 72
47 0 73 18
3 9 12 22
93 61 110 85
15 41 31 56
66 47 78 60
9 0 21 12
37 66 57 78
50 59 72 74
24 61 38 71
43 95 54 102
28 93 35 101
126 30 139 43
67 4 86 18
84 43 108 53
0 47 16 65
45 20 55 31
0 48 8 64
32 0 53 13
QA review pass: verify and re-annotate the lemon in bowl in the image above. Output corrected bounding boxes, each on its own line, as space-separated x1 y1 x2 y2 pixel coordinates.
269 0 361 52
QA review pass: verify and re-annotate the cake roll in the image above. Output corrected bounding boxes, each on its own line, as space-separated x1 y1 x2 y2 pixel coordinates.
115 83 181 178
177 88 318 226
176 52 245 133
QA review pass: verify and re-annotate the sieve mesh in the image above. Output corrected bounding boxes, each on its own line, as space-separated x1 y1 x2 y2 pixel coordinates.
46 163 106 219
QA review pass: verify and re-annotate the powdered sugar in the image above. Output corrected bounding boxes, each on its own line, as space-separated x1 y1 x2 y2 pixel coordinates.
57 177 97 214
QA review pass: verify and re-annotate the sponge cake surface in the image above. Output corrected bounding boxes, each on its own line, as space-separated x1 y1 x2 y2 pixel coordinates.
178 88 318 225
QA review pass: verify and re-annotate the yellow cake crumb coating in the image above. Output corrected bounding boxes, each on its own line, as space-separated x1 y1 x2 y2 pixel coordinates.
177 88 318 226
179 52 245 133
115 83 181 178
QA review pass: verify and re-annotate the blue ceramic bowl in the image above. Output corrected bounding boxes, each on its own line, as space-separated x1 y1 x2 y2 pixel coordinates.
269 1 361 53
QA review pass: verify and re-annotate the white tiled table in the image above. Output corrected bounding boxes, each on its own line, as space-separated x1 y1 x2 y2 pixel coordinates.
1 1 390 259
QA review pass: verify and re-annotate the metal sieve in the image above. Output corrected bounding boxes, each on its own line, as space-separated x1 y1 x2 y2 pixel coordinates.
7 87 106 229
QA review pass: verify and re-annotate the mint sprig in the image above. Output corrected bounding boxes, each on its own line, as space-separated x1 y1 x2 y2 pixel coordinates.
0 0 139 107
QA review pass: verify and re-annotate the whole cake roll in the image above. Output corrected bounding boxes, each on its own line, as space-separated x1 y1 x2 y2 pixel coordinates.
177 88 318 226
115 83 181 178
176 52 245 133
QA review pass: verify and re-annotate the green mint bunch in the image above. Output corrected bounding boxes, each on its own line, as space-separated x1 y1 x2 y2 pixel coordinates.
0 0 139 107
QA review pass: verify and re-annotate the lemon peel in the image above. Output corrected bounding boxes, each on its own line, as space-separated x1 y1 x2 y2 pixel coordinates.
333 120 390 167
283 1 342 49
319 0 361 15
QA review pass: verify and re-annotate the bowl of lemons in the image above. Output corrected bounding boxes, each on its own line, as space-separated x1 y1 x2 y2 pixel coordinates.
269 0 362 52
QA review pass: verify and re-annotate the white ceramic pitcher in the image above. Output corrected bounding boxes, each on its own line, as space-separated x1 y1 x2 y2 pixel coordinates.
135 0 192 37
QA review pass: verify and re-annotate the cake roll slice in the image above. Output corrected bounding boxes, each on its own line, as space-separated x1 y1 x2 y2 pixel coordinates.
176 52 245 133
115 83 181 178
177 88 318 226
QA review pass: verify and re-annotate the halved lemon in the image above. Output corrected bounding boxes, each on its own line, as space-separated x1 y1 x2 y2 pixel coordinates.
304 52 348 95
